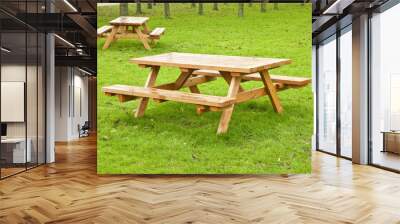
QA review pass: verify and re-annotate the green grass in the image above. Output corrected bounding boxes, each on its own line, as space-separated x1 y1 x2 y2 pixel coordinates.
97 3 312 174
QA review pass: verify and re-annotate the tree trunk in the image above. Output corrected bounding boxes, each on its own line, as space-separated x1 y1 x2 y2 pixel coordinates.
135 0 142 15
164 3 171 19
198 3 204 15
274 3 278 10
261 0 266 12
238 3 244 17
213 3 219 10
120 3 128 16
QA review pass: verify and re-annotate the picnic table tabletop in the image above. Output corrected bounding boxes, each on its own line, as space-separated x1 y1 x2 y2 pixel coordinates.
110 16 149 26
130 52 292 74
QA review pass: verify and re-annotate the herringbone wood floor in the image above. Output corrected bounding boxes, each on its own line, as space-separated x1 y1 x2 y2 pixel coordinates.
1 135 400 224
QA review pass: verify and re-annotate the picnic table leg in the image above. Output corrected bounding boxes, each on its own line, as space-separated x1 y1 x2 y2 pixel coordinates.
153 69 194 104
259 69 283 113
117 25 127 38
135 66 160 118
217 75 242 134
174 69 194 89
188 85 209 115
175 70 209 114
220 71 245 92
134 26 151 50
103 25 118 49
142 23 150 34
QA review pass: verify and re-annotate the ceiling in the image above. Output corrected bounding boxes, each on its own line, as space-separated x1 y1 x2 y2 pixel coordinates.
0 0 97 75
312 0 390 43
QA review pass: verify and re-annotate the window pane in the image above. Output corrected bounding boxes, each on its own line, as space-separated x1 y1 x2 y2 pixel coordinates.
38 33 45 165
340 27 352 158
27 31 38 169
318 35 337 154
1 31 28 177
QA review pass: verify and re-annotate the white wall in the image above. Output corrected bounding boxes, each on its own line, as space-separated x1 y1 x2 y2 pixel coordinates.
54 67 89 141
1 65 26 139
0 65 38 138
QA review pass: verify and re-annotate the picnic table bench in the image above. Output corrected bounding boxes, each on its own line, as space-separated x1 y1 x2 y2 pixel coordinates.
98 16 165 50
103 52 311 134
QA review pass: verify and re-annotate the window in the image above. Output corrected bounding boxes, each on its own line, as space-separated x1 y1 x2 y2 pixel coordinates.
339 26 352 158
370 3 400 171
0 2 46 179
317 35 337 154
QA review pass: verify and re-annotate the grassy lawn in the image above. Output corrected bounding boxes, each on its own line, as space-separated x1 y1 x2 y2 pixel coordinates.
97 3 312 174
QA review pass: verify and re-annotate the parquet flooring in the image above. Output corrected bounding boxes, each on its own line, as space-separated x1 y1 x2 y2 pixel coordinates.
1 135 400 223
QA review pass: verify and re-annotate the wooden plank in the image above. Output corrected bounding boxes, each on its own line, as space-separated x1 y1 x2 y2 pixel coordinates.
193 69 220 77
235 87 267 104
240 73 311 86
135 66 160 117
113 33 144 39
270 75 311 86
149 27 165 39
184 76 216 87
97 25 112 36
194 70 311 87
130 52 291 74
153 76 216 104
260 70 283 113
117 95 137 102
217 75 242 134
234 84 288 104
155 76 216 90
110 16 149 26
102 85 235 107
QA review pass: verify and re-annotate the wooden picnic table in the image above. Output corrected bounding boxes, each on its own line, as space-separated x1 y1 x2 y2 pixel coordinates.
103 52 311 134
99 16 165 50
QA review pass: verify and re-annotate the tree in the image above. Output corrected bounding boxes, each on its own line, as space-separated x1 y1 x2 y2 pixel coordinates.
238 3 244 17
191 3 196 8
120 3 128 16
164 3 171 19
135 0 142 15
274 3 278 10
213 3 218 11
147 0 152 9
261 0 267 13
198 3 204 15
